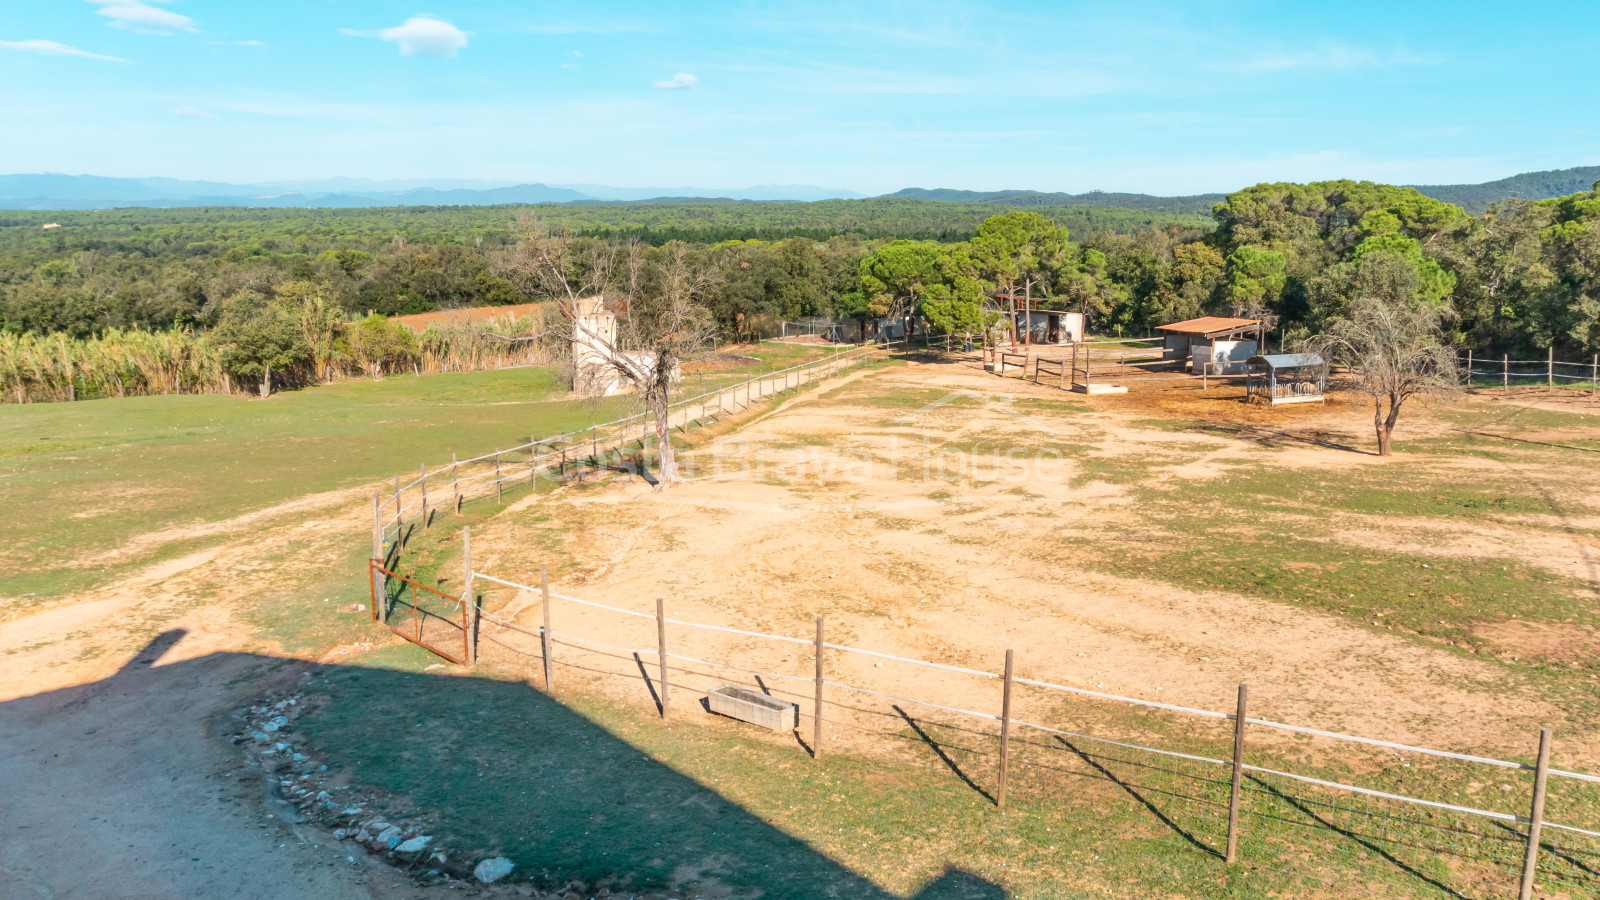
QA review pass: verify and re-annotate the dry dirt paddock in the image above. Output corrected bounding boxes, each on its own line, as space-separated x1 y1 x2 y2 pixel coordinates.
467 354 1600 769
3 351 1598 898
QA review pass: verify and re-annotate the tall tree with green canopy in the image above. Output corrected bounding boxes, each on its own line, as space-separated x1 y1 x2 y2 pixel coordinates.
1225 246 1287 328
1349 234 1457 305
1054 247 1125 321
970 211 1071 339
842 240 944 319
207 292 309 398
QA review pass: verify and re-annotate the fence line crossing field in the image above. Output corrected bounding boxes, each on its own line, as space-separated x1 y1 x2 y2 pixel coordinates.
5 345 1600 898
349 349 1600 897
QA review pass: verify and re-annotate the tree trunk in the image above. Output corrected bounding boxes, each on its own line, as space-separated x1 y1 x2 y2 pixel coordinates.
646 371 678 490
649 385 675 486
1376 392 1401 454
259 367 270 399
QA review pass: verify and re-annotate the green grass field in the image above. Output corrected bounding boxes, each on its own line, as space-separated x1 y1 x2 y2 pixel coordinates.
0 342 833 602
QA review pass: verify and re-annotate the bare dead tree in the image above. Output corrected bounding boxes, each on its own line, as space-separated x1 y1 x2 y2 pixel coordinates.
613 241 719 487
1306 296 1461 457
501 222 717 489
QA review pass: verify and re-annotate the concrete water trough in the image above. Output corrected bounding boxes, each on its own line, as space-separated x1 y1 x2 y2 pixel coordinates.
707 685 798 732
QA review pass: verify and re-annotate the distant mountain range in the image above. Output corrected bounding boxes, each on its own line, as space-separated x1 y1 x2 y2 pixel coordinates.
1407 166 1600 213
1 167 1595 212
0 175 865 210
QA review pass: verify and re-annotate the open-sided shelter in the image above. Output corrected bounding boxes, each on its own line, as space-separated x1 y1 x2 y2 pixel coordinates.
1245 353 1326 405
1156 317 1262 374
1011 309 1085 345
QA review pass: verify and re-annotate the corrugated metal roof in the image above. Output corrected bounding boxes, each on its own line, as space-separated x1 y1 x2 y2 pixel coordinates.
1154 316 1261 337
1247 353 1324 369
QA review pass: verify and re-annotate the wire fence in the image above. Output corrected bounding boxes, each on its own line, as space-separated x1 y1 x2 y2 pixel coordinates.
366 342 884 553
1461 350 1600 392
398 566 1600 899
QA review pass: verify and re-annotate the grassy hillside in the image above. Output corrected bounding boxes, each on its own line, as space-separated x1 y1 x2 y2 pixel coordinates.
1412 165 1600 212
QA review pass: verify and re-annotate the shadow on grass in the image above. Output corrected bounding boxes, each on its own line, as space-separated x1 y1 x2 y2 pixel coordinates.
1185 420 1370 455
1054 737 1222 860
50 631 1004 900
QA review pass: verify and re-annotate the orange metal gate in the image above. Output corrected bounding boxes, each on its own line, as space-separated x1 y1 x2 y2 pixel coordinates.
369 560 468 664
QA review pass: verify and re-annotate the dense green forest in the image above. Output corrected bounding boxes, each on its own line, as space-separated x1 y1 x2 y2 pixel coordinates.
880 188 1222 215
1 180 1597 404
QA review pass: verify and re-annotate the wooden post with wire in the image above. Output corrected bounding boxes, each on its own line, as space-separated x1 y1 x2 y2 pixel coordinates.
997 649 1014 808
462 526 475 664
813 617 825 760
540 565 553 690
1519 727 1554 900
370 493 381 562
656 598 670 720
1226 684 1248 863
1504 354 1510 389
419 463 430 528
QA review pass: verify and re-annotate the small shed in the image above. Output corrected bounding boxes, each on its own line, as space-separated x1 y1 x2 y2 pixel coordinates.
1012 309 1085 345
1245 353 1326 405
1155 317 1262 374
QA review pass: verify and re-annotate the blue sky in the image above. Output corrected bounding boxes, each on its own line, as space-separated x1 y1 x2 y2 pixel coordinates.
1 1 1596 194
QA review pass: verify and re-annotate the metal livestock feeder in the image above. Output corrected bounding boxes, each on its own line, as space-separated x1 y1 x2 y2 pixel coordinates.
1245 353 1327 405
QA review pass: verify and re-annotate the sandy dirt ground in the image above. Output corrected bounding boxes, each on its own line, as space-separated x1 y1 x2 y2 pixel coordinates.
468 356 1600 769
3 352 1596 897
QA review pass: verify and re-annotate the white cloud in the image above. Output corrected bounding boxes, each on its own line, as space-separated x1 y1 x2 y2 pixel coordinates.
343 17 469 58
654 72 698 89
0 39 125 61
561 63 578 69
86 0 198 35
170 105 215 119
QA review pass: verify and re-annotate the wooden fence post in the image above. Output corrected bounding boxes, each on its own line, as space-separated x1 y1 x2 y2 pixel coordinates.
656 598 670 720
1467 349 1473 387
1226 684 1248 863
813 617 825 760
420 464 429 528
451 453 460 513
462 526 475 664
540 565 554 690
1549 346 1555 389
1519 728 1554 900
998 649 1014 808
495 453 502 502
1505 354 1510 389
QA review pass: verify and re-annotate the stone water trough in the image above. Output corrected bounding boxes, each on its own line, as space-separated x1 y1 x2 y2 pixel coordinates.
707 685 797 732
